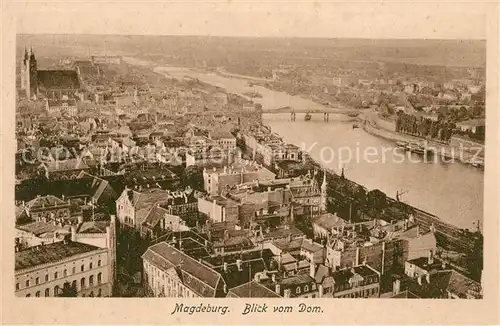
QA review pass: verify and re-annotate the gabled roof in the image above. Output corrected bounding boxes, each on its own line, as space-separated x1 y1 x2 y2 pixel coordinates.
77 221 109 234
142 242 222 297
16 221 68 237
142 205 180 228
42 159 89 172
130 188 170 211
300 239 323 253
314 264 330 284
210 131 235 140
227 281 281 298
25 195 67 210
214 259 268 290
431 270 482 298
314 213 347 231
79 172 117 203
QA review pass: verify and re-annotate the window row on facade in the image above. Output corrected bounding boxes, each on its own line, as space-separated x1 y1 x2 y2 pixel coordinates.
16 260 103 290
23 273 104 297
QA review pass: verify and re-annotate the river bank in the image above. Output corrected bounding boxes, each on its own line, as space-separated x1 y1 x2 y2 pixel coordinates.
359 111 485 165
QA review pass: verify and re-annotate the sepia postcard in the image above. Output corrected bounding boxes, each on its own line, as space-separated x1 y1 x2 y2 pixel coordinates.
1 0 499 325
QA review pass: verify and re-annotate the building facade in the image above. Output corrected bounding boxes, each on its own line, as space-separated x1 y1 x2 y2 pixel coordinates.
15 241 112 297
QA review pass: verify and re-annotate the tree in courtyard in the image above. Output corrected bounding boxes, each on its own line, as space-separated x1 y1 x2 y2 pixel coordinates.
182 165 204 190
367 189 387 210
59 281 77 297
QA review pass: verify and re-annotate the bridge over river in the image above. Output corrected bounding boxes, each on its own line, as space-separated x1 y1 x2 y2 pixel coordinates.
262 107 360 122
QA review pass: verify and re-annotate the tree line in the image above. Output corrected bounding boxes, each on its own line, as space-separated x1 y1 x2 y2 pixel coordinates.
395 112 455 142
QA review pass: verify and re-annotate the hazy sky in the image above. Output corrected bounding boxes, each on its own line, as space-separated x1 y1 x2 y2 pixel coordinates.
12 1 490 39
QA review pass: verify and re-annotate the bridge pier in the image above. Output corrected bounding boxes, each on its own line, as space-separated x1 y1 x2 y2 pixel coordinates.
291 112 296 121
323 112 329 122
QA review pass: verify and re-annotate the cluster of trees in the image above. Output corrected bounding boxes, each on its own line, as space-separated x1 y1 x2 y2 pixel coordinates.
181 165 204 191
395 112 456 142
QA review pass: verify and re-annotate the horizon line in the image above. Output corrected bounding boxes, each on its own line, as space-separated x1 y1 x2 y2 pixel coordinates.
16 33 487 42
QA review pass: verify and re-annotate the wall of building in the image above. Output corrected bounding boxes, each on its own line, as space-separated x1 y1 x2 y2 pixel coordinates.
198 198 224 223
143 260 201 298
30 206 71 223
116 192 135 228
15 249 111 297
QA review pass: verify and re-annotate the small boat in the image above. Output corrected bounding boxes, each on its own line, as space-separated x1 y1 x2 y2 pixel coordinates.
348 112 359 118
352 123 359 129
405 142 430 155
304 113 312 121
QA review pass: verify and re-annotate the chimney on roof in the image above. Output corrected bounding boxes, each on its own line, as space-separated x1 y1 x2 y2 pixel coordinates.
236 259 243 271
417 274 422 285
425 273 430 284
275 283 280 294
223 262 228 273
428 250 434 265
393 279 401 295
71 226 77 242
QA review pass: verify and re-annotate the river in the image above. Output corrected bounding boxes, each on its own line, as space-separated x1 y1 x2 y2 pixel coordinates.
131 58 484 230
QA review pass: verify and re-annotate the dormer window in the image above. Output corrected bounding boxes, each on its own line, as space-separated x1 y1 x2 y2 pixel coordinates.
296 287 301 294
304 285 309 292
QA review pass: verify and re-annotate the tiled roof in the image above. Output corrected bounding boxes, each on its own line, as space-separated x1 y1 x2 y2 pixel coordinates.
43 159 89 172
16 206 29 221
77 221 109 234
131 188 170 211
301 239 323 253
331 265 378 285
37 70 80 90
142 205 180 228
15 241 102 271
314 213 347 231
391 290 421 298
25 195 67 210
210 131 235 140
17 221 68 237
430 270 482 298
47 99 77 107
142 242 222 297
215 259 268 290
314 264 330 284
228 281 281 298
213 235 253 249
281 253 297 265
280 274 315 286
272 237 303 252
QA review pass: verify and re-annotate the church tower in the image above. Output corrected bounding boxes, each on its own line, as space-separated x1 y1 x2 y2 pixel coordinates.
21 45 38 99
320 169 327 212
